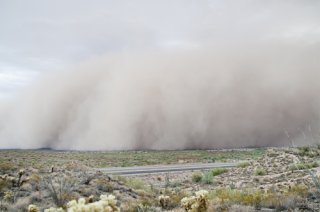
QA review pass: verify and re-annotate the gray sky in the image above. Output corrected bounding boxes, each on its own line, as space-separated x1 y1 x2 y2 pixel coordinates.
1 0 320 99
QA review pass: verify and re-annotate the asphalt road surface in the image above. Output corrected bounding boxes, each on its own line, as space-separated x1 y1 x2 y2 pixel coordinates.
97 162 237 176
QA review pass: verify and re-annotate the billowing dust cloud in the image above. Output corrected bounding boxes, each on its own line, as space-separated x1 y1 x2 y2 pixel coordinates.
0 1 320 150
1 45 320 150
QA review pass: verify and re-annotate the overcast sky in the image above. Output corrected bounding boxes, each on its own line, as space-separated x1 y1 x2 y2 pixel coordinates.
1 0 320 99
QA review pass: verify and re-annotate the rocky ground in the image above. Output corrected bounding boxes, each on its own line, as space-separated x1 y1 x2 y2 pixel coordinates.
127 148 320 211
1 147 320 211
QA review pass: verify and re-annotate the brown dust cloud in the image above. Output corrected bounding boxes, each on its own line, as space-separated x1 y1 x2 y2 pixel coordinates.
0 1 320 150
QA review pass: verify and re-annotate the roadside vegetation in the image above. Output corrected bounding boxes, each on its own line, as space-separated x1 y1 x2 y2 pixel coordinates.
0 148 265 170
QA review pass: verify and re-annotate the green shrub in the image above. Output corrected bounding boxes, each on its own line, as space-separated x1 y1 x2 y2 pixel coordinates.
288 161 319 172
211 168 228 176
237 161 250 168
308 161 319 168
201 171 213 184
254 167 266 176
192 172 203 183
297 146 310 156
289 164 301 172
298 146 310 152
296 163 306 170
125 178 145 190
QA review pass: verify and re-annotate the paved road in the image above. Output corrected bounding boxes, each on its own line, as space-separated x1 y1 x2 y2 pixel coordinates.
97 162 237 176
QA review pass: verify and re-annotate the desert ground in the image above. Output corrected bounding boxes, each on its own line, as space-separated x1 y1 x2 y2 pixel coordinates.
1 147 320 211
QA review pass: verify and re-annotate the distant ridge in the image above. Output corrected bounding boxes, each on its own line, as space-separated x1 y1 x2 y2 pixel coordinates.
35 147 53 151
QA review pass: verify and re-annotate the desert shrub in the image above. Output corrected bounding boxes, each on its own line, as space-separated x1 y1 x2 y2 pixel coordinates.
168 191 188 208
308 170 320 197
169 181 182 188
201 171 213 184
240 191 263 209
297 146 310 156
237 161 250 168
78 187 96 197
261 192 286 210
27 174 42 191
158 195 170 209
288 164 304 172
118 176 146 190
16 169 25 188
296 163 307 170
138 194 158 208
0 202 9 211
289 161 319 172
0 161 17 174
68 195 118 211
214 186 308 210
289 184 308 195
164 173 170 188
308 161 319 168
6 197 31 212
27 204 40 212
42 175 77 207
295 146 320 157
266 149 279 157
0 175 13 191
216 188 283 209
181 190 208 212
214 188 236 204
96 179 114 192
122 195 158 211
3 190 14 203
44 207 64 212
254 167 266 176
125 178 145 190
44 194 119 212
215 188 262 207
131 204 157 212
192 172 203 183
211 168 228 176
298 146 310 152
181 196 196 211
262 191 306 210
116 175 128 183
